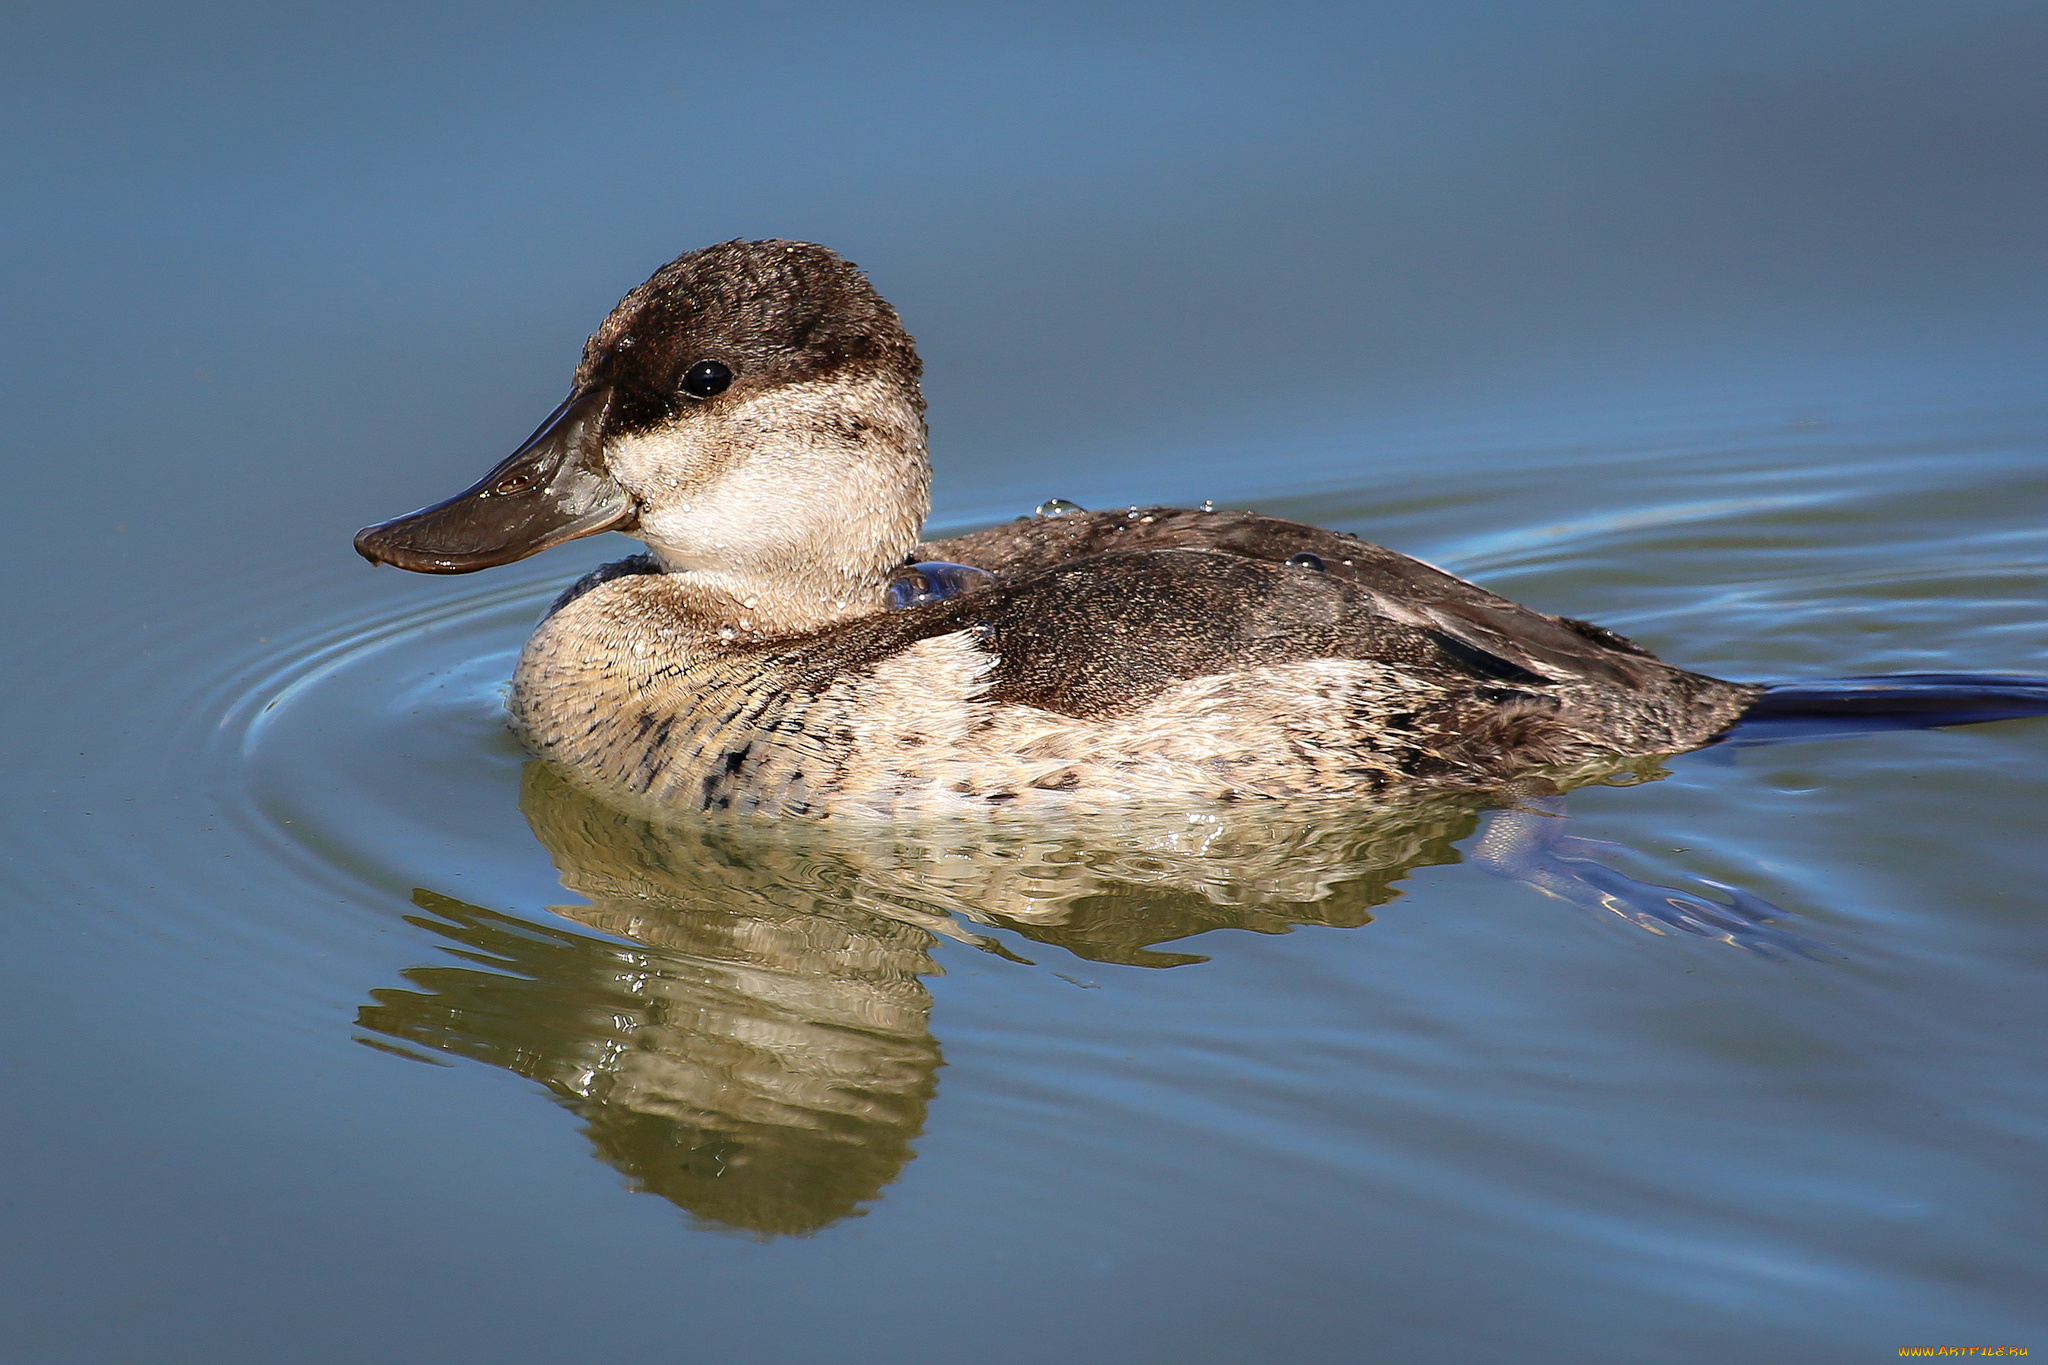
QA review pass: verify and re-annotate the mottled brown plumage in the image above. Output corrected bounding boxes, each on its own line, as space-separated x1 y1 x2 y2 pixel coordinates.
357 239 1764 819
517 508 1756 817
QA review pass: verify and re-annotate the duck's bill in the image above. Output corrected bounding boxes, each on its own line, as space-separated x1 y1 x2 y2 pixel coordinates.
353 386 635 573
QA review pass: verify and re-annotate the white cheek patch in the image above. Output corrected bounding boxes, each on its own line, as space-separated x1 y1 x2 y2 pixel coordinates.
598 375 929 577
602 412 769 569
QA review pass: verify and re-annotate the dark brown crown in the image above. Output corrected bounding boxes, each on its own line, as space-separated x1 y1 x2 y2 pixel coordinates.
576 239 922 436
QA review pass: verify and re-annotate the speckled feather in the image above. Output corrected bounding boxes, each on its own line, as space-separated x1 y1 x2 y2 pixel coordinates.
516 509 1759 818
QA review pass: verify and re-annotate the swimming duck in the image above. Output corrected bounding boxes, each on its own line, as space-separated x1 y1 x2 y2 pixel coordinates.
351 239 2019 819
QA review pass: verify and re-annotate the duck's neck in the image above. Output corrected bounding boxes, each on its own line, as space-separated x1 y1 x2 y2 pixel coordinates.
606 372 931 636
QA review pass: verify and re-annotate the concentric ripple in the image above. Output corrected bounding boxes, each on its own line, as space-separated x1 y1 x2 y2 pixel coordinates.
5 545 626 1020
219 566 562 916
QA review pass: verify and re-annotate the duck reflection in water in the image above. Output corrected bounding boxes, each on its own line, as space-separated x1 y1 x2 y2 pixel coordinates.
358 759 1814 1236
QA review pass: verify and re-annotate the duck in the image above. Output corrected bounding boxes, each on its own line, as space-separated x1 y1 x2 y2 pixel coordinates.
352 238 2032 820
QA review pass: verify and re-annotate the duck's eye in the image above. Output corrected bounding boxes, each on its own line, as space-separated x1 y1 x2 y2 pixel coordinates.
681 360 733 399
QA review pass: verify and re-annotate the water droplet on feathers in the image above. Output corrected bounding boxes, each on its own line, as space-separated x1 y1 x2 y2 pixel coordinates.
888 561 995 610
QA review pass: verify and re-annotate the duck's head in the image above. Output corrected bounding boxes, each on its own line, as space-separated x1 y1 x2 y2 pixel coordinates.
356 240 929 619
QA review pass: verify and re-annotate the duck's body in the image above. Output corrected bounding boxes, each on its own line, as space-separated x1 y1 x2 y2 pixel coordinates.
511 503 1756 818
358 239 1762 819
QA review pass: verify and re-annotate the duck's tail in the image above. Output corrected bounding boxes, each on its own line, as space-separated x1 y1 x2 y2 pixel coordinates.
1729 672 2048 743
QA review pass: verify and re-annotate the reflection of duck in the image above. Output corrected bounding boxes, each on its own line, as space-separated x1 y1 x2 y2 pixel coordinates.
363 889 937 1236
360 765 945 1236
352 239 1779 817
362 764 1626 1233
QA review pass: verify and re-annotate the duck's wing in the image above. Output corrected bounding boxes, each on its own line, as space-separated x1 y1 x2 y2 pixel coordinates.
816 535 1747 732
917 507 1668 689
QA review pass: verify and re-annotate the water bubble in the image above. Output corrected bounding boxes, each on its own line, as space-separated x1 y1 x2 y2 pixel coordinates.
1286 553 1326 572
1034 499 1084 518
887 561 996 610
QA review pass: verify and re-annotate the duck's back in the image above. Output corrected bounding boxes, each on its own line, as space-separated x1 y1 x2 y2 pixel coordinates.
513 509 1758 818
921 507 1671 682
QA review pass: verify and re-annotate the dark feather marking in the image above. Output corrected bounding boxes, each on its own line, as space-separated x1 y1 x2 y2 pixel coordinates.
1557 615 1654 657
1448 701 1576 769
1426 631 1550 685
545 553 662 621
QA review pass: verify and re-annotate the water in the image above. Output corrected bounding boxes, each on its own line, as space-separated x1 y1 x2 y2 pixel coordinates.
6 4 2047 1362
